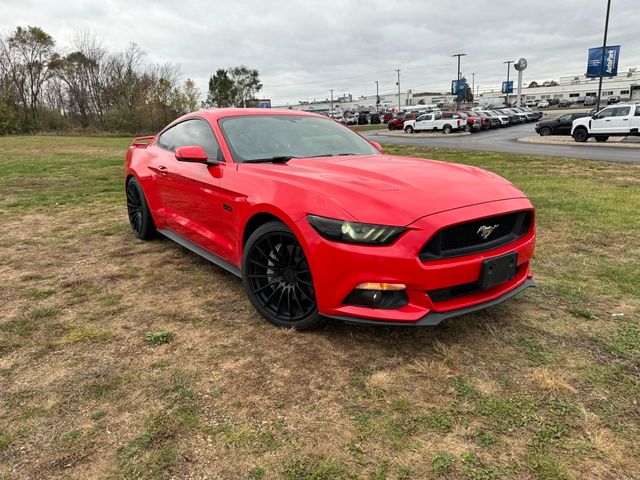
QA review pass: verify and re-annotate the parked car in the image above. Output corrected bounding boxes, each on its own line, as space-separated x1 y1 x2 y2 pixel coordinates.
607 96 620 105
483 110 510 127
525 100 538 107
584 97 596 106
357 113 369 125
125 108 536 328
387 113 417 130
497 109 523 124
382 112 394 124
473 111 500 128
403 112 462 134
345 114 357 126
558 99 573 108
572 103 640 142
456 111 489 131
370 113 381 124
535 112 589 136
537 100 550 108
512 107 537 122
521 106 542 121
333 114 346 124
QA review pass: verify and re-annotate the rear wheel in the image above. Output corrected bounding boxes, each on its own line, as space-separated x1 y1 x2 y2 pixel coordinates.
404 125 414 134
242 221 324 330
539 127 552 136
443 125 453 134
573 128 589 143
594 135 609 142
126 177 156 240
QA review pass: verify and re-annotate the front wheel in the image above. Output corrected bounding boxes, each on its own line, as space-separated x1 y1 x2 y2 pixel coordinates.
464 124 472 132
573 128 589 143
404 126 414 134
443 125 453 134
388 124 397 131
539 127 552 136
594 135 609 142
242 221 324 330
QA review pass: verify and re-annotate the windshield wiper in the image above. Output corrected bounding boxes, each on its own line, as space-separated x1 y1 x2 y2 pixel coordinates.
243 156 294 164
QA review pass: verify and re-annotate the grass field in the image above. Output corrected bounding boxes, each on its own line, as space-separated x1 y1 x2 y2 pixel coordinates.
0 136 639 480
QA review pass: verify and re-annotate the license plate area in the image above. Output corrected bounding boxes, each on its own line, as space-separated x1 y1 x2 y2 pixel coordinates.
479 252 518 290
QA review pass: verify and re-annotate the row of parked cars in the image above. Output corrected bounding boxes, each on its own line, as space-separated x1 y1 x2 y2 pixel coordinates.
535 102 640 142
385 107 542 134
332 111 382 125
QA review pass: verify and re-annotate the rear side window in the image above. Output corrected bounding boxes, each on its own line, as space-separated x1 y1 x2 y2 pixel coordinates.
157 127 175 150
169 119 222 160
613 107 631 117
636 106 640 117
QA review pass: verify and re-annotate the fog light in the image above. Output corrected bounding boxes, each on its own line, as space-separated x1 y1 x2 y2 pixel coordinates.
344 284 408 310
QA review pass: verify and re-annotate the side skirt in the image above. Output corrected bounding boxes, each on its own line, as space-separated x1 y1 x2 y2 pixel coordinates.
158 229 242 277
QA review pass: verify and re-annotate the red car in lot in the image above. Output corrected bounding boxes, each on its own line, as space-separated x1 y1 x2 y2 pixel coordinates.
125 109 536 329
387 112 416 130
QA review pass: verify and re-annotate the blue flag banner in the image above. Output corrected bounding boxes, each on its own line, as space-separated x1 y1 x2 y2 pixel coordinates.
451 80 467 97
501 81 513 94
586 45 620 77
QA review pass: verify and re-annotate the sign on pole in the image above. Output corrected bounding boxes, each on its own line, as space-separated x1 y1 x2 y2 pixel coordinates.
451 80 467 97
501 81 513 94
586 45 620 77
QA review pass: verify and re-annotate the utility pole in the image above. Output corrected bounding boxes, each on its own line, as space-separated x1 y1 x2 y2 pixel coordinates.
330 89 334 117
374 80 379 114
452 53 466 109
504 60 514 106
596 0 612 112
472 73 475 104
395 69 401 111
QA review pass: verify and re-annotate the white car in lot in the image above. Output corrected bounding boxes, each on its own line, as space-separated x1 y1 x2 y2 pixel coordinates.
537 100 549 108
571 103 640 142
403 113 462 134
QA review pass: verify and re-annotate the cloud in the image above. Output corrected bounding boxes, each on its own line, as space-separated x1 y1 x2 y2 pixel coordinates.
1 0 638 104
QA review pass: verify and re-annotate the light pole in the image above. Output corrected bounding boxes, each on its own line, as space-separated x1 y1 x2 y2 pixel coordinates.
374 80 379 114
472 73 475 104
330 89 334 117
395 69 401 111
596 0 612 112
452 53 466 109
504 60 514 106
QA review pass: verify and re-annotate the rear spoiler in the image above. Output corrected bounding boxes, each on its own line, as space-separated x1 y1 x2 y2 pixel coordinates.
130 136 155 148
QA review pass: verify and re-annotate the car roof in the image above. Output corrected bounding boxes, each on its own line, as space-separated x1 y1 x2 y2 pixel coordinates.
177 108 323 124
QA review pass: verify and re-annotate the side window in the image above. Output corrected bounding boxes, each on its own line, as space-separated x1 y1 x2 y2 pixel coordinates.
612 107 630 117
558 115 570 122
416 114 426 121
172 119 221 160
636 106 640 117
157 126 175 150
596 108 615 119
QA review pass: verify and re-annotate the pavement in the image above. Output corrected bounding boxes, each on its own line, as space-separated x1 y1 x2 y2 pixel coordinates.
364 123 640 164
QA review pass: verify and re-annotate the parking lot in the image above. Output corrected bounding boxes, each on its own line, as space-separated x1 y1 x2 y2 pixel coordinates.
364 122 640 164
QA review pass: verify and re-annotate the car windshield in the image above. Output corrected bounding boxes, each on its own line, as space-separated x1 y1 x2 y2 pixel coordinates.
219 115 379 162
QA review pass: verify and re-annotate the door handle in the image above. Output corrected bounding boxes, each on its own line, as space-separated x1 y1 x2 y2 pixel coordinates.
605 119 611 122
622 118 629 121
157 165 168 174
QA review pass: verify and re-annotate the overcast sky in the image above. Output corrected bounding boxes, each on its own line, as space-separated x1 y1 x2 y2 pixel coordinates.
1 0 638 104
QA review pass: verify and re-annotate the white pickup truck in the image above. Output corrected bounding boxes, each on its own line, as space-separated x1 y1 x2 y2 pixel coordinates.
403 113 462 134
572 103 640 142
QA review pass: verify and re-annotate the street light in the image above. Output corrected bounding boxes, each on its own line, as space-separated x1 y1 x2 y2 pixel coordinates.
596 0 612 111
452 53 467 109
504 60 514 106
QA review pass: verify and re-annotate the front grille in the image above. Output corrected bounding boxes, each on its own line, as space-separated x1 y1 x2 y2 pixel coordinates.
420 210 531 260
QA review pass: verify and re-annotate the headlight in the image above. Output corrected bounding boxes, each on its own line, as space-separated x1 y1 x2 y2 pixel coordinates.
307 215 406 245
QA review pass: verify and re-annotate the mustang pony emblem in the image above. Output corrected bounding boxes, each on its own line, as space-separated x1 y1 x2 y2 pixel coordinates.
477 224 499 240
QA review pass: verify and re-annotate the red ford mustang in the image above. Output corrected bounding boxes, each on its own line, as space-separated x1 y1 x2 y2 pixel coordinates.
125 108 535 329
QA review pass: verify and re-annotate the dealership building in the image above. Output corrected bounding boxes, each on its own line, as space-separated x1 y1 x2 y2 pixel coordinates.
277 67 640 112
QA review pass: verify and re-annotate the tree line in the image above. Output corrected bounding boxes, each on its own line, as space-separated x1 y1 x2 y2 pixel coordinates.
0 26 263 135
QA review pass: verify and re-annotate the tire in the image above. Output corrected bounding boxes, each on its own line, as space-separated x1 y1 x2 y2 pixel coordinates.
388 124 397 131
594 135 609 142
242 221 324 330
404 125 414 134
443 125 453 134
464 124 472 133
539 127 552 136
573 128 589 143
126 177 157 240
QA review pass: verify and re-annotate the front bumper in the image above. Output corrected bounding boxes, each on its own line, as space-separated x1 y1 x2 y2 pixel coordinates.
296 198 536 325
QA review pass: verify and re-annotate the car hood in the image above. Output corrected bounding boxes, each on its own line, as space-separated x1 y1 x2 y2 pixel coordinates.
240 155 527 225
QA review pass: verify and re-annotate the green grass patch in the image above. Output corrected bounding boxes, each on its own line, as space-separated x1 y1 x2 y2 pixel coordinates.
145 331 174 346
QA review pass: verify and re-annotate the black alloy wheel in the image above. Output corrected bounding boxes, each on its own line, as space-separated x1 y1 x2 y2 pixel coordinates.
126 177 156 240
243 222 323 329
573 128 589 143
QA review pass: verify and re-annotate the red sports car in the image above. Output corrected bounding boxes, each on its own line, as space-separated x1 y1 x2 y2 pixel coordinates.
125 109 535 329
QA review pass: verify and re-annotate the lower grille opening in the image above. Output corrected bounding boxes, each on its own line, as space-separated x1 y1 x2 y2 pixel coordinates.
343 289 408 310
427 266 522 303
